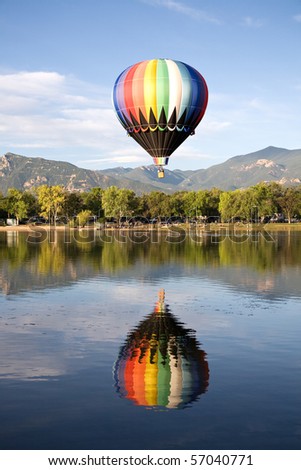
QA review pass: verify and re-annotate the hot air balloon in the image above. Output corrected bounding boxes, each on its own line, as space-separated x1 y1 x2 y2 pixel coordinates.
112 59 208 178
114 290 209 409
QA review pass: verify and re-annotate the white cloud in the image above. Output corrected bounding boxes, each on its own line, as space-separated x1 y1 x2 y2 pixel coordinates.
80 155 144 165
142 0 221 24
247 97 266 110
242 16 265 28
77 145 158 167
293 14 301 22
0 71 64 96
203 120 231 132
0 70 119 156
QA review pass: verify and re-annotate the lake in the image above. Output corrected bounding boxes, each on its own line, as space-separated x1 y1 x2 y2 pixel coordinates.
0 227 300 450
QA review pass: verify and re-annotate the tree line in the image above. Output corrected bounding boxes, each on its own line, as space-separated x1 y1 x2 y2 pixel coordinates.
0 182 301 226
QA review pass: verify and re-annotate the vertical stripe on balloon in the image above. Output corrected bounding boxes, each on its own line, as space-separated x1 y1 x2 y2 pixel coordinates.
124 63 139 123
144 348 158 406
156 59 169 126
166 59 182 125
132 61 148 123
144 60 158 122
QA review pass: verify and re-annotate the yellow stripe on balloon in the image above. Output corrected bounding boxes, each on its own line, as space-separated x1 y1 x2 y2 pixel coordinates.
144 348 158 406
144 59 158 121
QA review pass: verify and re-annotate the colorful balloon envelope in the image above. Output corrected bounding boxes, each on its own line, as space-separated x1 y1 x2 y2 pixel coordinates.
114 291 209 409
112 59 208 178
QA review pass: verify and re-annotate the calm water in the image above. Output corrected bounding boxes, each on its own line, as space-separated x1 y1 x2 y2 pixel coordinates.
0 228 300 450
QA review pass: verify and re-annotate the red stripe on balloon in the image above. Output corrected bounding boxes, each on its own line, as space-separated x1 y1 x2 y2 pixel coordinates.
124 63 140 124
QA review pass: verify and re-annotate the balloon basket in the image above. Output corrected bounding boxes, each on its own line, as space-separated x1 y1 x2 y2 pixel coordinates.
157 167 165 178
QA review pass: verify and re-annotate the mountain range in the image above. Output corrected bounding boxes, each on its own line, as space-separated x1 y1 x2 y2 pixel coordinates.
0 146 300 195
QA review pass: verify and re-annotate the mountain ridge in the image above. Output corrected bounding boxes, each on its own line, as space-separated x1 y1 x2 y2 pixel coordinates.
0 146 300 194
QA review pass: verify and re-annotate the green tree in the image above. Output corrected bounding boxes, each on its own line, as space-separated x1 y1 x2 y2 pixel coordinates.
167 191 186 217
143 191 170 220
82 187 104 217
102 186 138 220
195 190 209 217
234 188 257 221
219 188 257 222
22 191 39 217
36 185 66 225
195 189 221 219
218 191 241 221
182 191 197 219
278 187 301 223
251 182 283 219
63 191 84 220
0 191 8 219
207 188 222 218
6 188 31 224
136 193 151 218
77 209 93 227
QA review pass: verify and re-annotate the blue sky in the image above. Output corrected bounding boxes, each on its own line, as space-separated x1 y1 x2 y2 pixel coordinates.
0 0 300 171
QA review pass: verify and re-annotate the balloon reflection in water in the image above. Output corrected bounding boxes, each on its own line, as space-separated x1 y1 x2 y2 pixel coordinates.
114 290 209 409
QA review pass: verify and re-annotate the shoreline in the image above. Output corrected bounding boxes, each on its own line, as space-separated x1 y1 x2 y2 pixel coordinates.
1 222 301 232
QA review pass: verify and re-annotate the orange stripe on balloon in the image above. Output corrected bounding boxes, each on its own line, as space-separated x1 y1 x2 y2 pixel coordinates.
124 353 136 400
132 349 148 406
123 63 140 124
131 61 148 124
